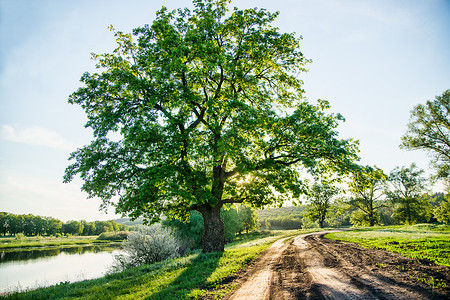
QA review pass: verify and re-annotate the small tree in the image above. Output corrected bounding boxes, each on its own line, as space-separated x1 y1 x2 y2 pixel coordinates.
434 199 450 223
304 181 339 228
401 89 450 184
238 205 259 233
0 212 8 236
63 220 84 236
347 166 387 227
46 217 63 236
81 220 97 236
33 216 46 236
8 214 23 236
387 163 430 225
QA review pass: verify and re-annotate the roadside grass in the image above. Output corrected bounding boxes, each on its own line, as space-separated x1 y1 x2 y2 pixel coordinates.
2 229 321 299
0 236 113 250
326 224 450 267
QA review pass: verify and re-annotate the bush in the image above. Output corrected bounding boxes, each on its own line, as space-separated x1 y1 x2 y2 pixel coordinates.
15 233 25 240
97 231 130 241
111 225 180 272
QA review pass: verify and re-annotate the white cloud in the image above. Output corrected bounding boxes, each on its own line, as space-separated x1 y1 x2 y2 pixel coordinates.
0 124 74 150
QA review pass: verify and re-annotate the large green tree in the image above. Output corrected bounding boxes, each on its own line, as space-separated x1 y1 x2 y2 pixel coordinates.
401 89 450 183
64 0 359 252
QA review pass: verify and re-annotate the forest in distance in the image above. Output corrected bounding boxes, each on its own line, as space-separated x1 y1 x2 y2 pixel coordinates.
0 213 128 237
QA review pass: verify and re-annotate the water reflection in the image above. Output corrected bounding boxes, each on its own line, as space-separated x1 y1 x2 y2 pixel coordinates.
0 244 124 293
0 244 120 263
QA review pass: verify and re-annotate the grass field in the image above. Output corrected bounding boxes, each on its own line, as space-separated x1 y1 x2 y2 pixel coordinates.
2 229 322 299
326 224 450 267
0 235 113 250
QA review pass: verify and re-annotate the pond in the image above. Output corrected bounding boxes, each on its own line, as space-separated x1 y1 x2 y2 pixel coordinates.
0 244 123 294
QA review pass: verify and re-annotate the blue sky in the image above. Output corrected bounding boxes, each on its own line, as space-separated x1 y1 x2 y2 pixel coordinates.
1 0 449 221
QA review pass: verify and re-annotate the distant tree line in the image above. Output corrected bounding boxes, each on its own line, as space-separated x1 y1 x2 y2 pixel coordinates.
257 175 450 230
257 206 304 230
0 212 128 236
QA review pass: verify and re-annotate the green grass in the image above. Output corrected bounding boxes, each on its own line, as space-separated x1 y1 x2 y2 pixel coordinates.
0 235 114 250
326 224 450 267
2 229 322 299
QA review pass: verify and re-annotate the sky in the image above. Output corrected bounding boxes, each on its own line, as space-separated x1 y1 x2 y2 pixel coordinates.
1 0 449 222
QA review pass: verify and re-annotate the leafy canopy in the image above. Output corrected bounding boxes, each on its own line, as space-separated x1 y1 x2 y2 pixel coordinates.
304 181 339 228
387 163 430 225
64 0 359 224
347 166 387 226
401 89 450 183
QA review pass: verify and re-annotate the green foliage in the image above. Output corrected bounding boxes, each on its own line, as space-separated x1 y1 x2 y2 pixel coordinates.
221 205 242 242
325 198 353 227
0 212 7 236
387 163 431 225
163 211 205 251
347 166 387 226
434 200 450 223
350 209 379 227
304 181 339 228
63 0 359 252
257 206 304 230
46 217 63 236
326 224 450 266
237 204 259 233
401 89 450 183
62 220 84 236
0 212 128 237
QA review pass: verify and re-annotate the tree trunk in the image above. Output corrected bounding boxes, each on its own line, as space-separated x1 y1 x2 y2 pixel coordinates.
369 210 375 226
318 219 324 228
198 204 225 253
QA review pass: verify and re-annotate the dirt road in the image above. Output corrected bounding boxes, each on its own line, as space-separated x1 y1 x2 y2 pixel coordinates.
224 232 449 299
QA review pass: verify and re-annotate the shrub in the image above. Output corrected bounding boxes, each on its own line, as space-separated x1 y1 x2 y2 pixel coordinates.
111 225 180 272
97 231 130 241
15 233 25 240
